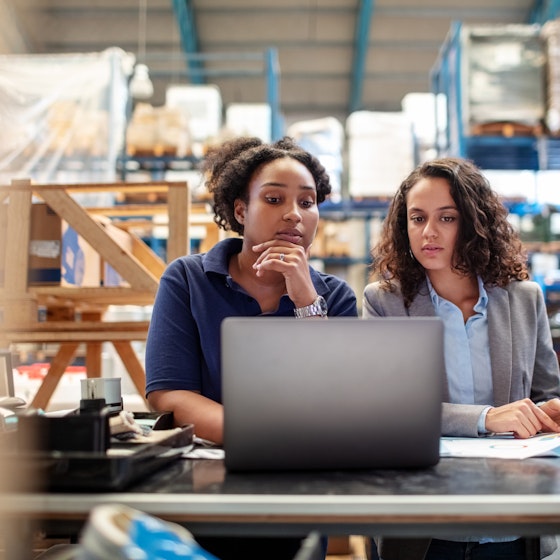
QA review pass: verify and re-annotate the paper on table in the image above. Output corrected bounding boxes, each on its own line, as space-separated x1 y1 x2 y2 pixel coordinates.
182 447 225 459
440 432 560 459
181 436 225 459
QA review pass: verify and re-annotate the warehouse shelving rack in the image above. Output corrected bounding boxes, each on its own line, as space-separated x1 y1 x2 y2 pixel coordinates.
430 21 548 171
120 47 281 182
136 48 280 139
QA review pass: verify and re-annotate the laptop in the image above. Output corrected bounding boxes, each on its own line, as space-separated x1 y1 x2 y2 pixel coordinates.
221 316 445 472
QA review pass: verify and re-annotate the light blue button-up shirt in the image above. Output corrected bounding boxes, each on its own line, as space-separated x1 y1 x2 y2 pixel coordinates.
428 276 517 544
428 276 493 409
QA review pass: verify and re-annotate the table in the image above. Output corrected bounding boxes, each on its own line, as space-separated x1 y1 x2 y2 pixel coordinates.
3 456 560 553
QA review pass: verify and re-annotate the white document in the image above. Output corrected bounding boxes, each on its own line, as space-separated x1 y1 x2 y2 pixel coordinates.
440 433 560 459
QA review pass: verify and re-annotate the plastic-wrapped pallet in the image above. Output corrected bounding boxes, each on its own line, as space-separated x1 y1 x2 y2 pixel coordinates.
287 117 344 202
462 24 545 130
0 47 133 186
346 111 415 198
401 92 447 163
126 103 191 157
165 84 222 148
542 20 560 135
225 103 272 142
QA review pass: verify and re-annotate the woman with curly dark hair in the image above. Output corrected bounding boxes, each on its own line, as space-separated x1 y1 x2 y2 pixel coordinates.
146 136 356 443
372 157 530 308
364 157 560 560
145 136 356 559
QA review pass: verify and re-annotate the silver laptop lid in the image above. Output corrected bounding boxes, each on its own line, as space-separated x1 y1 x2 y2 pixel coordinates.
222 316 444 472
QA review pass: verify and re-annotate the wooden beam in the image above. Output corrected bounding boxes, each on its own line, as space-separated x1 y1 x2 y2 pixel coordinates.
30 343 79 410
36 188 159 293
167 180 190 260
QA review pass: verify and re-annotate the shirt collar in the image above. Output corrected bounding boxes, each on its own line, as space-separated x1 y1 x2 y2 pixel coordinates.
427 274 488 313
202 237 242 275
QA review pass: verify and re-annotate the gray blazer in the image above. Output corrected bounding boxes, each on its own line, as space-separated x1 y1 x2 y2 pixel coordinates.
363 279 560 437
363 279 560 559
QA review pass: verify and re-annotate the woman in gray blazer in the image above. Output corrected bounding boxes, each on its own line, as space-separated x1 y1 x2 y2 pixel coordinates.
363 157 560 560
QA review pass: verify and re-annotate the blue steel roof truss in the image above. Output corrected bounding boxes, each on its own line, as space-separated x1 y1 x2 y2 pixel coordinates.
349 0 374 114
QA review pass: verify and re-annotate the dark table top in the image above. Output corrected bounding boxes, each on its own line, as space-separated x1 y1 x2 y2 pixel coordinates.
123 455 560 497
5 456 560 538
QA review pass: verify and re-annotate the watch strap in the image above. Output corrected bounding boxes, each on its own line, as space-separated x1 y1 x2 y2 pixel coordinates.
294 295 328 318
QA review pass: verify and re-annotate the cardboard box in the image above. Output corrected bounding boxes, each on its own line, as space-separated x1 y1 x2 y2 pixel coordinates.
0 202 61 286
61 221 99 287
102 221 133 287
61 217 132 287
28 204 62 285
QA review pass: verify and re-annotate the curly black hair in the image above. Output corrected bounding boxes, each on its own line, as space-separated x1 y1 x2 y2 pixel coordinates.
372 157 529 307
201 136 332 235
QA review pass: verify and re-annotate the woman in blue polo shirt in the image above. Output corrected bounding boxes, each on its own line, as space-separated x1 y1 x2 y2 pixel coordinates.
145 136 357 560
146 136 357 443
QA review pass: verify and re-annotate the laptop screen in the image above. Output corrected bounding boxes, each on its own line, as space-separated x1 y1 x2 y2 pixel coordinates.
222 316 444 472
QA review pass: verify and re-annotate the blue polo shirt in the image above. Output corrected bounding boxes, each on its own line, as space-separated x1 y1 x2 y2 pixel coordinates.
145 237 358 403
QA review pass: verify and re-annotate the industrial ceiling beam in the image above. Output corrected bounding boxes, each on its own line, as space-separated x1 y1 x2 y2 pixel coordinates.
171 0 204 84
528 0 560 23
349 0 374 114
168 2 281 141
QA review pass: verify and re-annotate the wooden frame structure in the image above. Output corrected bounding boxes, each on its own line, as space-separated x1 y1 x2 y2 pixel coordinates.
0 179 191 410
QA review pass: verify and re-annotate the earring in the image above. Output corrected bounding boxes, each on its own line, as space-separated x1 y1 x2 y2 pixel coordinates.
409 248 416 261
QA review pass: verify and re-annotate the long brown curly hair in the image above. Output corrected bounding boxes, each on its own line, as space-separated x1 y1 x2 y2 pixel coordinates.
202 136 331 235
372 157 529 307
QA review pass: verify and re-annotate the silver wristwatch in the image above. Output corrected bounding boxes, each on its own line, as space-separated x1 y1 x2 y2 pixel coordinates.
294 295 328 318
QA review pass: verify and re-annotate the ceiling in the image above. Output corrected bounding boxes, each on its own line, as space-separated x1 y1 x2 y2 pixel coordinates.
2 0 558 131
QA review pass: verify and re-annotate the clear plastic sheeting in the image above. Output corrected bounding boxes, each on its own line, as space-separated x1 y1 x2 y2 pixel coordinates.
464 24 545 127
542 19 560 134
0 47 134 187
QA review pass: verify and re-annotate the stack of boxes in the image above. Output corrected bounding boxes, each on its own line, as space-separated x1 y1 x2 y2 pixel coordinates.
287 117 344 202
463 24 545 133
542 19 560 135
346 111 415 198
